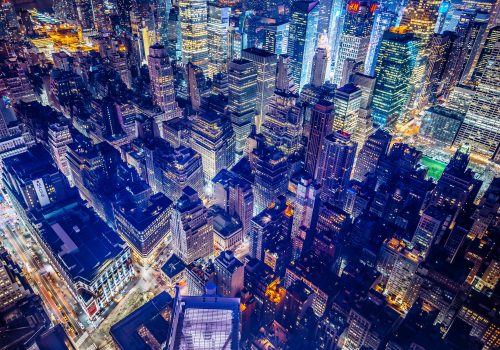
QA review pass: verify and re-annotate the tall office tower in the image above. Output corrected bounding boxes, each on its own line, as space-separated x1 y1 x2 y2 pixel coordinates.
187 62 205 111
191 112 235 181
333 0 376 86
318 131 357 206
48 123 73 186
75 0 94 31
460 11 490 84
147 44 179 121
310 34 330 88
469 178 500 240
423 32 455 104
305 100 334 180
333 83 361 135
252 146 289 215
261 87 304 155
263 22 289 56
227 59 257 159
365 5 397 75
167 7 182 60
214 250 244 297
400 0 441 108
147 142 205 201
114 192 173 260
275 55 297 94
371 27 419 126
411 205 449 258
429 145 480 222
207 4 230 77
385 246 422 309
350 72 375 147
169 284 240 350
353 129 391 182
179 0 209 73
454 27 499 161
291 175 320 256
446 84 475 114
213 169 254 236
288 0 320 91
171 186 213 264
242 48 277 133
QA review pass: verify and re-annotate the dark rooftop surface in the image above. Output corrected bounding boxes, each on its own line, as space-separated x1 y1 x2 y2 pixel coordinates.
110 292 174 350
40 201 127 283
161 254 186 279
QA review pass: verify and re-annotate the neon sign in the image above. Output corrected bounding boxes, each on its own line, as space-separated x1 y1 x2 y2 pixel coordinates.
347 1 360 12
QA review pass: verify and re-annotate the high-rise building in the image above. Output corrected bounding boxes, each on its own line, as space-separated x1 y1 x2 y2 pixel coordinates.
291 174 320 252
371 27 419 126
191 112 236 181
318 131 357 206
147 44 179 120
332 0 376 86
263 22 289 56
214 250 244 297
419 106 464 146
288 0 320 91
350 72 376 147
333 83 361 135
169 284 240 350
261 57 304 155
179 0 209 73
252 146 289 215
227 59 257 158
411 205 449 258
48 123 73 186
75 0 95 31
0 247 30 310
213 169 254 236
454 27 500 161
114 192 174 260
384 245 422 309
310 34 330 88
352 129 392 182
241 48 277 133
171 186 213 264
305 100 334 180
207 4 231 77
400 0 441 108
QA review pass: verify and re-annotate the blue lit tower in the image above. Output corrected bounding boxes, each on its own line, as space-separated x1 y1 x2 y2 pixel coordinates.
332 0 377 86
288 0 320 91
371 27 419 126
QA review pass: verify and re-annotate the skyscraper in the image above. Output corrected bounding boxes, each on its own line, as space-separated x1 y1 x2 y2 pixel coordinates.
332 0 376 86
305 100 334 180
288 0 320 91
318 131 357 206
169 284 240 350
48 123 73 186
179 0 209 73
371 27 419 126
291 174 320 255
227 59 257 158
241 48 277 133
454 27 500 160
310 33 330 88
333 83 361 135
207 4 231 77
147 44 179 119
353 129 391 182
191 112 235 181
171 186 213 264
252 146 289 215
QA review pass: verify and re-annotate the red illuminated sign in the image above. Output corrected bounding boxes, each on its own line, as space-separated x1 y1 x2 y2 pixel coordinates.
86 301 98 317
370 3 378 13
347 1 360 12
